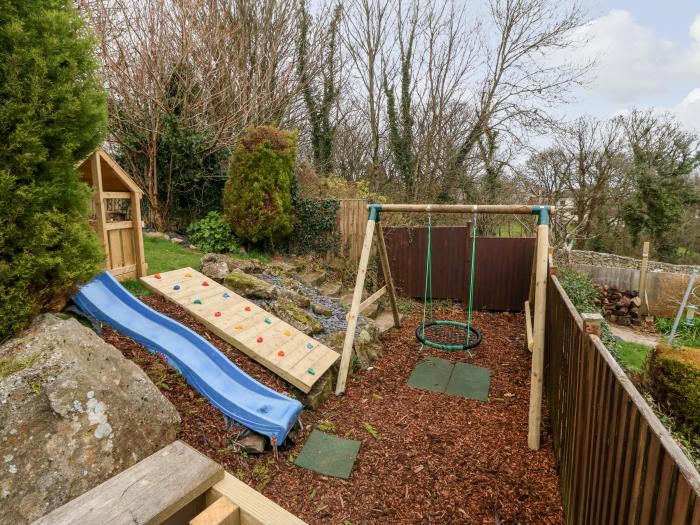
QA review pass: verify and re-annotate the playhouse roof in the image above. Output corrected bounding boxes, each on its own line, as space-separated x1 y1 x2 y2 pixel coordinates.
77 149 142 195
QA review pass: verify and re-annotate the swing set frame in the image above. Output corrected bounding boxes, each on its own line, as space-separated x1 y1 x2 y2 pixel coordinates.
336 203 555 451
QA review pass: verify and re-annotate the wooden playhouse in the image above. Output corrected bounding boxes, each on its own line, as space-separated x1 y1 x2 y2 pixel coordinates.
78 150 147 280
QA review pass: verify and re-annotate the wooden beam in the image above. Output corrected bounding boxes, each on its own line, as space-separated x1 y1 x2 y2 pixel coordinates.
336 217 377 395
375 224 401 328
102 191 132 199
90 152 110 269
358 285 386 314
105 220 134 231
524 300 534 352
528 228 539 307
109 264 137 277
528 222 550 451
33 441 223 525
132 193 148 277
371 204 556 215
639 241 650 316
190 496 240 525
209 472 308 525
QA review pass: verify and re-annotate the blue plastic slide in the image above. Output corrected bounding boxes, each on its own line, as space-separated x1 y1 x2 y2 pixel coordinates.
73 271 302 445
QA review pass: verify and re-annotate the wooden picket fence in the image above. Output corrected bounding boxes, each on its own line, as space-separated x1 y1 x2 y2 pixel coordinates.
545 273 700 524
335 198 368 264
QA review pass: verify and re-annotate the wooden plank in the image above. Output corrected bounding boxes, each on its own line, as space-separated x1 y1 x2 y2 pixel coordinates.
528 222 549 450
209 472 307 525
108 229 124 268
141 268 338 393
33 441 223 525
670 475 694 525
103 191 132 199
336 217 377 395
190 496 240 525
110 264 137 277
376 224 401 328
90 152 110 269
121 228 135 268
376 203 554 214
352 285 386 317
132 193 147 277
639 241 650 316
105 220 134 231
524 300 533 352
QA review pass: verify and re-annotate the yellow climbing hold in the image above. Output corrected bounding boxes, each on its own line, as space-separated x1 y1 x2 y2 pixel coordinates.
234 324 244 330
184 273 192 278
284 330 291 336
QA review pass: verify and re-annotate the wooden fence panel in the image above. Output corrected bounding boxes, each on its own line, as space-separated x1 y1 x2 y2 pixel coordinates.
544 274 700 524
335 199 368 264
381 226 534 311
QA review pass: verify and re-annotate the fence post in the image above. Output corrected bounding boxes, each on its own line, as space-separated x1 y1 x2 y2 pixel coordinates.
582 313 604 336
638 241 650 317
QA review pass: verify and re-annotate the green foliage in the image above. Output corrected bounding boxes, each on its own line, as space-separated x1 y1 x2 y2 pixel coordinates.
0 0 106 341
317 420 336 432
284 176 339 254
362 421 380 439
0 352 40 380
557 268 618 351
622 111 700 261
656 317 700 348
297 2 342 174
648 344 700 435
223 126 296 244
187 212 239 253
616 341 652 371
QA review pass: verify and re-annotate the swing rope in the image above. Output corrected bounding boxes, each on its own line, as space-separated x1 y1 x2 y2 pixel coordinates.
416 212 482 352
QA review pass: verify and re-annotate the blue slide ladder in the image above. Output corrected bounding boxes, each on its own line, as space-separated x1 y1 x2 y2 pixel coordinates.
73 272 302 446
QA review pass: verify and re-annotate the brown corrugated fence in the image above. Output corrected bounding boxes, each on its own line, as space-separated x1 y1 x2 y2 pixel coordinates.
545 273 700 524
380 226 535 311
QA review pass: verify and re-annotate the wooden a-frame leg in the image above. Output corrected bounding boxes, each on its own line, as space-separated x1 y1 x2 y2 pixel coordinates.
335 218 377 395
375 224 401 328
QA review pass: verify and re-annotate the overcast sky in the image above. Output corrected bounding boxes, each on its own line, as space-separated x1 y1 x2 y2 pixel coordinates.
567 0 700 130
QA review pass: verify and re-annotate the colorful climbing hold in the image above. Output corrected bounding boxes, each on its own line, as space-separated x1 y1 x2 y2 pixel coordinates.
194 299 202 305
173 285 180 290
154 274 162 279
307 342 314 349
257 336 263 343
307 367 315 375
244 306 251 312
264 317 271 324
202 281 209 287
234 324 244 330
214 311 221 317
284 330 291 337
184 273 192 278
223 292 230 299
277 350 285 357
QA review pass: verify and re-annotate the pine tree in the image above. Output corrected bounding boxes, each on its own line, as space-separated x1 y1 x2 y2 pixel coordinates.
0 0 107 339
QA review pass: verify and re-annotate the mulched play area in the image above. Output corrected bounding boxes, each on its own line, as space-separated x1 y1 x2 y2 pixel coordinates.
102 295 563 524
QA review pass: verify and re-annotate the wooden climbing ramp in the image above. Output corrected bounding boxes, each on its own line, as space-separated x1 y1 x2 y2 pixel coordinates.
140 268 338 393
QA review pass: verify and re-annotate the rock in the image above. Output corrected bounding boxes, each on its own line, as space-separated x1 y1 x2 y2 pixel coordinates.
0 315 180 524
312 303 333 317
236 432 267 454
268 257 297 274
224 269 277 300
144 231 169 240
294 369 335 410
271 300 323 335
200 253 264 276
278 289 311 309
319 281 342 298
339 292 353 308
321 331 346 353
171 237 184 245
360 299 381 319
373 311 401 336
200 254 230 281
189 244 198 250
299 270 326 288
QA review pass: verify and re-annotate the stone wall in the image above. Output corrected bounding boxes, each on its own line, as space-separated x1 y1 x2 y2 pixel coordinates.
558 249 699 274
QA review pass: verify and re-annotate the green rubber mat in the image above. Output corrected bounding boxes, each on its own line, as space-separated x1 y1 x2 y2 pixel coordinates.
408 356 491 401
294 430 362 479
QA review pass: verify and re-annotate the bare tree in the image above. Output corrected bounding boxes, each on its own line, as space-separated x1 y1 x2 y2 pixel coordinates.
454 0 590 171
80 0 300 229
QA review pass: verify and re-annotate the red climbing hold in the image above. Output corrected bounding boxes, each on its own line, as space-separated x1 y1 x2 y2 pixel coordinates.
202 281 209 287
214 311 221 317
257 336 263 343
154 274 161 279
277 350 285 357
244 306 251 312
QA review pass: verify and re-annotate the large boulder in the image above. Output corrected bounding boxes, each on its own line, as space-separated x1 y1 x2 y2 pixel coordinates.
200 253 230 281
0 315 180 524
224 269 277 300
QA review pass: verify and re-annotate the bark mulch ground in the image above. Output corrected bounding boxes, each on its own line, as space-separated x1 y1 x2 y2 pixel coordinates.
101 295 563 525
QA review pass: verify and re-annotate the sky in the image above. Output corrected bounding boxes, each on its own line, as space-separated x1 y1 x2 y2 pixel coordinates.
566 0 700 130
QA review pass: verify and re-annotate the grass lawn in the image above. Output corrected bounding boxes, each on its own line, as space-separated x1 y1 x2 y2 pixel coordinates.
616 341 652 371
123 237 202 296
